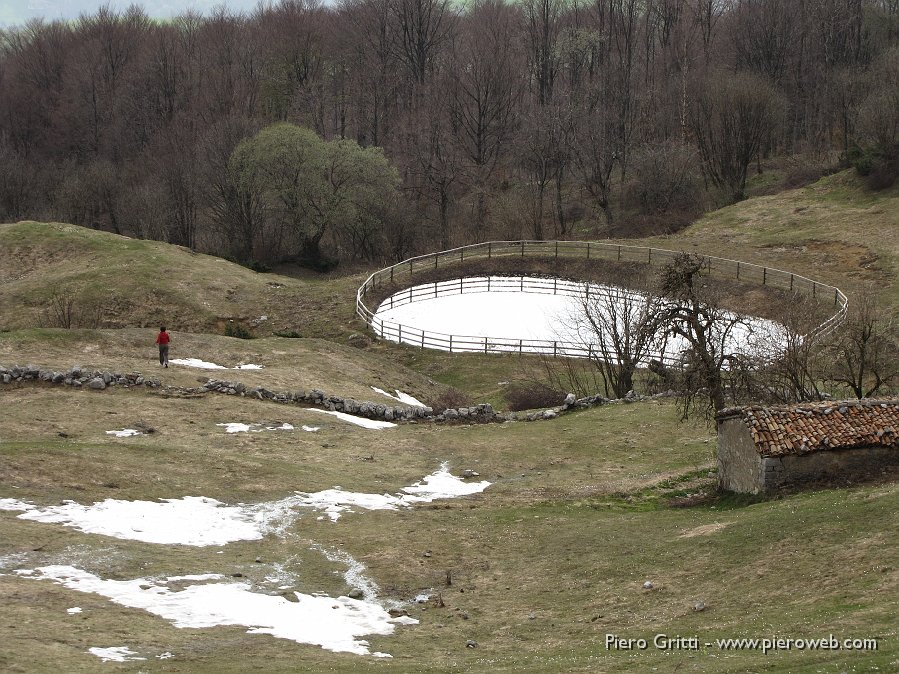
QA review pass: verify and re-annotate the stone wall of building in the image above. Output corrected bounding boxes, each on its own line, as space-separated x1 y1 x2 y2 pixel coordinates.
762 448 899 491
717 419 764 493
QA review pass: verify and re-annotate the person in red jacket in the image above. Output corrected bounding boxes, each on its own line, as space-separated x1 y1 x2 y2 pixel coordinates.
155 326 170 368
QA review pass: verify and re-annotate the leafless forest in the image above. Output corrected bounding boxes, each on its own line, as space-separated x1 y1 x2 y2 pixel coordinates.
1 0 897 270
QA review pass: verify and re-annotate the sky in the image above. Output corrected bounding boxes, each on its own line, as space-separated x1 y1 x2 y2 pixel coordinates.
0 0 265 28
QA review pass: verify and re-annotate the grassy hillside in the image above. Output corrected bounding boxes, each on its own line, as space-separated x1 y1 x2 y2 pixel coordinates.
0 328 450 406
651 171 899 313
0 170 898 672
0 389 895 673
0 221 363 339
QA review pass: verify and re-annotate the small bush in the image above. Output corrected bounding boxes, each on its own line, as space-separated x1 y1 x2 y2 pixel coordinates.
244 259 272 273
224 321 254 339
623 140 704 217
432 387 471 411
504 380 566 412
850 143 899 190
40 288 104 329
274 330 301 338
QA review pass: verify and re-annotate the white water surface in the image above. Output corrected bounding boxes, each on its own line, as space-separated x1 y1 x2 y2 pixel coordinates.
22 566 414 657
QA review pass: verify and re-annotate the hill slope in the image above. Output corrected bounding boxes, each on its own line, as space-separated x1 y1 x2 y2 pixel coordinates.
0 221 363 338
652 171 899 312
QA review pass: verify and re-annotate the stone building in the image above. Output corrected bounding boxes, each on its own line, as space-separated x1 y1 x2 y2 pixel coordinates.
716 399 899 493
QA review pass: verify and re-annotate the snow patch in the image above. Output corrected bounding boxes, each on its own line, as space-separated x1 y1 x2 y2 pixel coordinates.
297 463 490 521
302 425 320 432
170 358 264 370
27 566 416 657
216 422 293 434
3 464 491 542
105 429 141 438
0 498 35 512
13 496 264 546
67 607 82 614
307 409 396 429
401 462 491 500
371 387 426 407
88 646 145 663
169 358 227 369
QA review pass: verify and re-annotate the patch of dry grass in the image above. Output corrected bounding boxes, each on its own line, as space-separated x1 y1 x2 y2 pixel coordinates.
1 385 896 672
0 328 448 408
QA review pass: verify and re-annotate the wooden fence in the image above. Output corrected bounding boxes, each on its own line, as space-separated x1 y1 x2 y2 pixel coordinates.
355 240 849 360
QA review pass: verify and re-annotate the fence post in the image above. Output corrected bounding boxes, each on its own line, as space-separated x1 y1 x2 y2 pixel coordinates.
461 247 464 262
460 277 463 294
834 289 839 306
554 278 557 294
553 341 557 357
790 274 794 291
398 324 402 344
555 241 558 259
434 281 438 297
421 332 425 349
812 282 816 298
488 277 491 291
488 242 492 259
449 335 453 353
519 338 523 354
648 248 652 264
617 245 621 261
736 262 740 280
521 241 525 257
762 267 767 285
587 242 590 260
484 337 488 353
434 253 438 270
390 266 394 284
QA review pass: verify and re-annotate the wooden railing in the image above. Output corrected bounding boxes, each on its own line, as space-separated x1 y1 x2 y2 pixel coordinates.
355 241 849 359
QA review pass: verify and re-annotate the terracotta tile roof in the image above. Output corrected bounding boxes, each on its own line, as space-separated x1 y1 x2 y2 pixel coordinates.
717 399 899 458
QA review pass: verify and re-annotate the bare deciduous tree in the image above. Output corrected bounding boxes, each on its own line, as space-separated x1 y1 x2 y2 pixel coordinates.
690 70 786 202
656 253 756 418
826 294 899 399
564 273 666 398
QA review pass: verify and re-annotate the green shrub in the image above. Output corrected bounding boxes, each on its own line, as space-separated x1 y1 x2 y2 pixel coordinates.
224 321 254 339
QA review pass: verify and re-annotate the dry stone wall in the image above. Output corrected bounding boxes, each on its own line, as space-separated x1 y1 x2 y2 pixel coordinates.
0 363 669 424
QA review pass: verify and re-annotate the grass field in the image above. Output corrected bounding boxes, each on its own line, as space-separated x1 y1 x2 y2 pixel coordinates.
1 170 897 672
